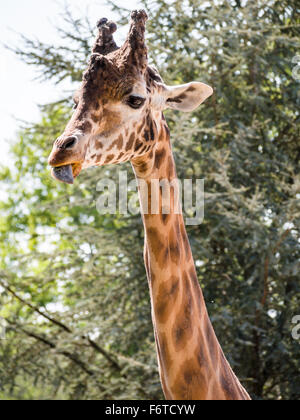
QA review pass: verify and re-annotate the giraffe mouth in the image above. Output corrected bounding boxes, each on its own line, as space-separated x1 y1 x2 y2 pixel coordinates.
51 163 82 184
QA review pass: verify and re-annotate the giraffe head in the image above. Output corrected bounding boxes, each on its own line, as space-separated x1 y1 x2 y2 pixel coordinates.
48 10 213 184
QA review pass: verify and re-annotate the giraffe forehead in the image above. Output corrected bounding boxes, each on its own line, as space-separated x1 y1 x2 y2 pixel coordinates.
79 77 148 121
82 54 149 102
81 72 131 108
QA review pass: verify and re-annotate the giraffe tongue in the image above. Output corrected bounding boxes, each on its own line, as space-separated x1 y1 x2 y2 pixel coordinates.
51 165 74 184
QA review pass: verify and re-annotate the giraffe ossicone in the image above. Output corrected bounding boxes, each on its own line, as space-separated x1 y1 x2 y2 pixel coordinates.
48 10 251 401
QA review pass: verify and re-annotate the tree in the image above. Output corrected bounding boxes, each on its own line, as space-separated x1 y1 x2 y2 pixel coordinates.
0 0 299 400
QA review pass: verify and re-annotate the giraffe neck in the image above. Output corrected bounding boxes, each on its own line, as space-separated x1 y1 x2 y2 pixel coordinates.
131 119 250 400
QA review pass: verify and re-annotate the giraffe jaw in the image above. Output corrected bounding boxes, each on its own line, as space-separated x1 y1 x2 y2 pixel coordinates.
51 163 82 184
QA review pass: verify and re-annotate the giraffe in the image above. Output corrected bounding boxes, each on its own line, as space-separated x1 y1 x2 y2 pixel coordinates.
48 10 251 400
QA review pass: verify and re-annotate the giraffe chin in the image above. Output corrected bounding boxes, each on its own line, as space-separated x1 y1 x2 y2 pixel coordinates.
51 163 82 184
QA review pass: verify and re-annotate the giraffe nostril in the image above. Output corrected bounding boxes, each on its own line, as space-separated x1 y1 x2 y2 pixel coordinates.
64 136 77 150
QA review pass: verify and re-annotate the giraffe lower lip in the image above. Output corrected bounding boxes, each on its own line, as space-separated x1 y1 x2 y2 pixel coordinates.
51 165 74 184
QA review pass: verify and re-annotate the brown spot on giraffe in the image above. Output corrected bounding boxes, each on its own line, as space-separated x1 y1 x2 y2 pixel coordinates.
172 276 193 351
104 154 115 164
135 140 144 152
136 161 148 174
125 133 136 151
96 141 104 150
146 227 165 259
147 114 156 141
144 129 150 142
169 226 181 264
91 114 99 123
220 371 238 401
107 138 120 152
171 358 208 400
196 336 208 369
161 213 170 225
155 148 166 170
186 85 197 92
156 245 170 270
79 121 92 132
117 135 124 149
155 276 180 324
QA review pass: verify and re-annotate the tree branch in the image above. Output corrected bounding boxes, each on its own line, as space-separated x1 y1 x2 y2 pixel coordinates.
0 278 122 372
5 318 94 377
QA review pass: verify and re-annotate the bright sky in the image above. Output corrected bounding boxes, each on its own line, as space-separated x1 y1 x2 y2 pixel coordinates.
0 0 139 164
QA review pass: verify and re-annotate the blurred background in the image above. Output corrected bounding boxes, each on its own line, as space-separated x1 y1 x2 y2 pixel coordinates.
0 0 299 400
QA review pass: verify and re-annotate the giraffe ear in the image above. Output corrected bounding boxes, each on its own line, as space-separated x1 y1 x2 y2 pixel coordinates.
165 82 213 112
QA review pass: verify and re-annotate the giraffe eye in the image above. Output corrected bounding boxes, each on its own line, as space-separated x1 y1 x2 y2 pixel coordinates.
73 101 78 110
127 95 146 109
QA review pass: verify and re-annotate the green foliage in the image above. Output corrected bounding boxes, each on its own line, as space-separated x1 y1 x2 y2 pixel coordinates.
0 0 299 400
